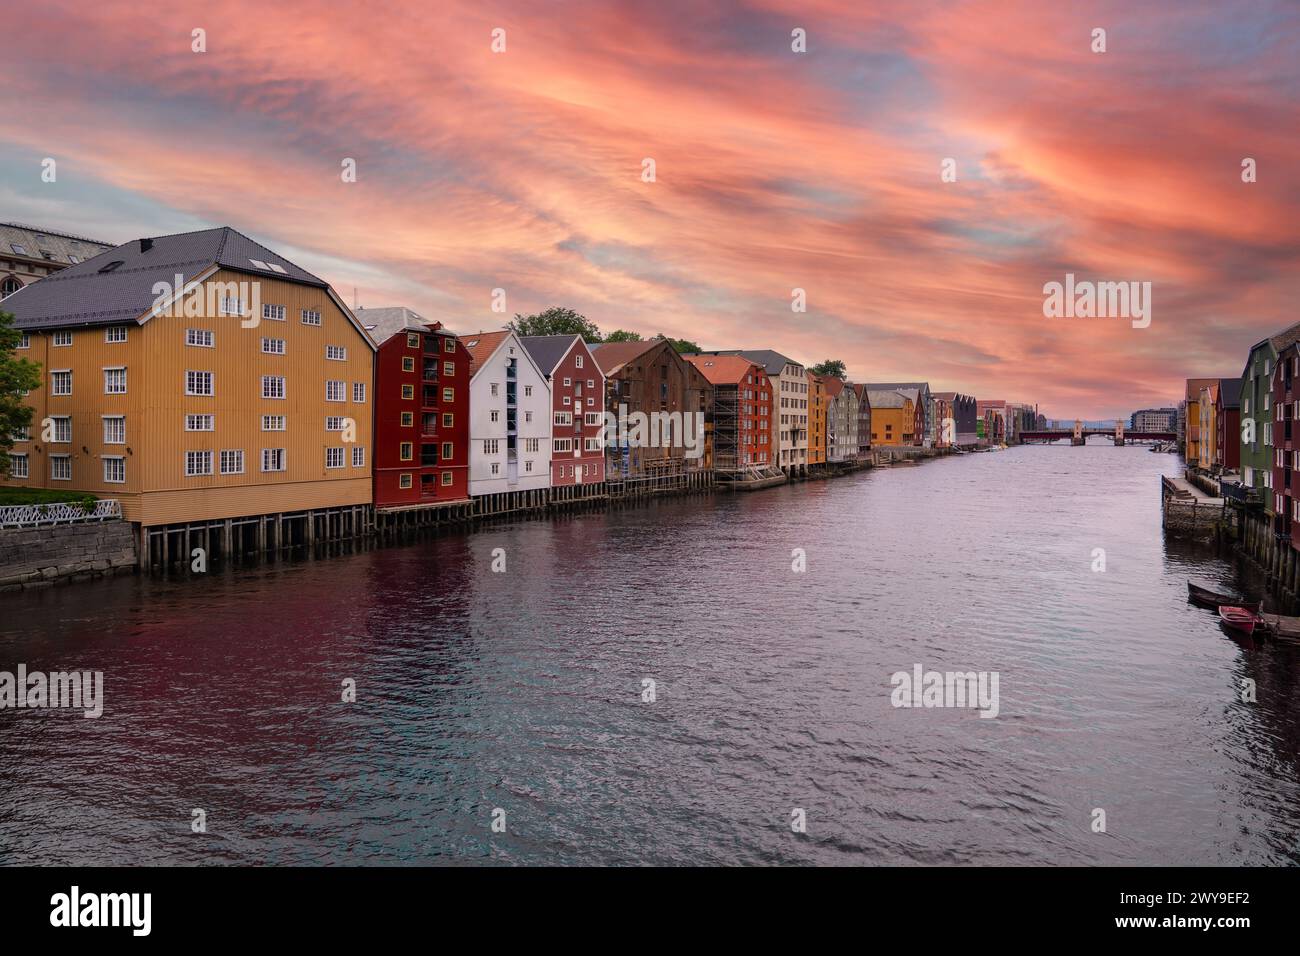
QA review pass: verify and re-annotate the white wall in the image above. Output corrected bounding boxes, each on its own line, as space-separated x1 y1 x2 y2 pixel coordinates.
469 332 552 497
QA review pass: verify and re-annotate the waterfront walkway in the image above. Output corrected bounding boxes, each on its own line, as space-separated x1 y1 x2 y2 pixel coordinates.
1166 474 1224 505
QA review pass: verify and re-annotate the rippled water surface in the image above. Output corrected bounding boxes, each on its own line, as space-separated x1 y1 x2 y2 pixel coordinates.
3 443 1299 865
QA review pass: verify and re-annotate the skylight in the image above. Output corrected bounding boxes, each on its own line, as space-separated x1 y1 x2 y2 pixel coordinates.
267 263 286 274
248 258 269 269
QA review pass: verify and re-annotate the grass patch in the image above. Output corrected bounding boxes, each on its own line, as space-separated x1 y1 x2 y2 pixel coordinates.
0 487 99 509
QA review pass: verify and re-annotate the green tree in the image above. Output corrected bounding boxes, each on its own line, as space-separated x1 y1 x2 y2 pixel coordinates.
655 333 702 354
0 310 41 477
809 359 847 379
602 329 643 343
508 307 602 343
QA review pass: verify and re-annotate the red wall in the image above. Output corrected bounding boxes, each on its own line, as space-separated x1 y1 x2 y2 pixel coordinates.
549 339 606 486
373 324 470 508
742 365 772 465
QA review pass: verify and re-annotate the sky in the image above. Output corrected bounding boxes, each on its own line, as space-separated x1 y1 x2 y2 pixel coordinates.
1 0 1297 419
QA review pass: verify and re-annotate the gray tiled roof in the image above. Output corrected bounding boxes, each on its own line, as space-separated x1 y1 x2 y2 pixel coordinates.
519 334 580 376
355 306 437 346
866 389 907 409
0 222 114 268
2 226 327 330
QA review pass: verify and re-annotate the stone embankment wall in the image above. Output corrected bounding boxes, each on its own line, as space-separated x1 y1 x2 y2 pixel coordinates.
0 522 137 592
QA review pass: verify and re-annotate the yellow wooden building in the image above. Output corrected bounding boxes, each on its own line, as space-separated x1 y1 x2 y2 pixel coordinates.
866 389 913 447
2 228 375 532
807 371 827 466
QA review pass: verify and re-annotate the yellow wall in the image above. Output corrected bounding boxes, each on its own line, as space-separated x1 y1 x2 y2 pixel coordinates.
871 399 913 446
807 373 826 464
3 271 375 525
1198 389 1217 470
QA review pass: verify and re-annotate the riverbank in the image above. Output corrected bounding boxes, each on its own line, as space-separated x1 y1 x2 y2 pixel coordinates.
0 446 963 588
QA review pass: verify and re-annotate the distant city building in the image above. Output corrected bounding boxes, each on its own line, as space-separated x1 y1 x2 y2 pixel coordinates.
1128 407 1177 432
1 222 114 299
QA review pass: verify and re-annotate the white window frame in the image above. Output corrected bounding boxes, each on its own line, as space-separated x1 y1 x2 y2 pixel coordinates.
186 370 214 396
50 455 71 480
325 447 345 469
326 344 347 361
262 375 286 400
220 449 245 475
51 369 72 396
325 380 345 402
186 414 215 431
261 415 286 432
185 450 213 476
102 416 125 444
262 303 286 322
261 448 287 472
104 326 128 343
301 309 322 326
103 366 127 394
186 328 214 348
262 337 286 355
10 453 29 478
103 456 125 483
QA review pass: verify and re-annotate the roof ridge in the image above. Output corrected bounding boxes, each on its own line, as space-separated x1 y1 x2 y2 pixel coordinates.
1 222 116 246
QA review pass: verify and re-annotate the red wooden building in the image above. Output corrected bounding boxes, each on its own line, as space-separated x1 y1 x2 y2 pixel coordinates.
519 334 606 487
358 307 470 508
684 354 772 472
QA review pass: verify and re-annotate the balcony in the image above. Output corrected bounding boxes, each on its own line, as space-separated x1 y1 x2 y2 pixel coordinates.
422 361 439 382
421 447 438 468
422 386 438 408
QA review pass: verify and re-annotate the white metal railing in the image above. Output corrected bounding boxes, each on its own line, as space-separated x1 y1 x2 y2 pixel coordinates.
0 499 121 528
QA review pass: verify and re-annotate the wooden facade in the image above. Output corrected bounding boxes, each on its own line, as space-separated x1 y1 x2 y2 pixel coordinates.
592 339 712 480
4 266 375 526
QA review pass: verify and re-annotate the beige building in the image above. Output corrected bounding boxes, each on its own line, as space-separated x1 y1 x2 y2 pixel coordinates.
1 222 114 300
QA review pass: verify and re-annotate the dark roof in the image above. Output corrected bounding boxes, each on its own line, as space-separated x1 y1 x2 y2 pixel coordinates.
705 349 799 376
1219 378 1243 408
2 226 327 330
519 334 581 376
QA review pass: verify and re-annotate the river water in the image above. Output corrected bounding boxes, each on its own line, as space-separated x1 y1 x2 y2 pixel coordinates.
2 443 1298 866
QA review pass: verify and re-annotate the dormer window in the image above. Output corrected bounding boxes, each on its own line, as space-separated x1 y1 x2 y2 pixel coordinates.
98 260 125 273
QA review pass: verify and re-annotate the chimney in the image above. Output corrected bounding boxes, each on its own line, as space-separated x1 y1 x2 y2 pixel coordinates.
139 238 153 253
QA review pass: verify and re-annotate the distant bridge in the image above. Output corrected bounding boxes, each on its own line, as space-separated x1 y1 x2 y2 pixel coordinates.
1020 421 1175 446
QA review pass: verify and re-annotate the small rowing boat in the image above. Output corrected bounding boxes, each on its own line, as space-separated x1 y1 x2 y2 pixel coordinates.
1219 606 1264 637
1188 581 1261 613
